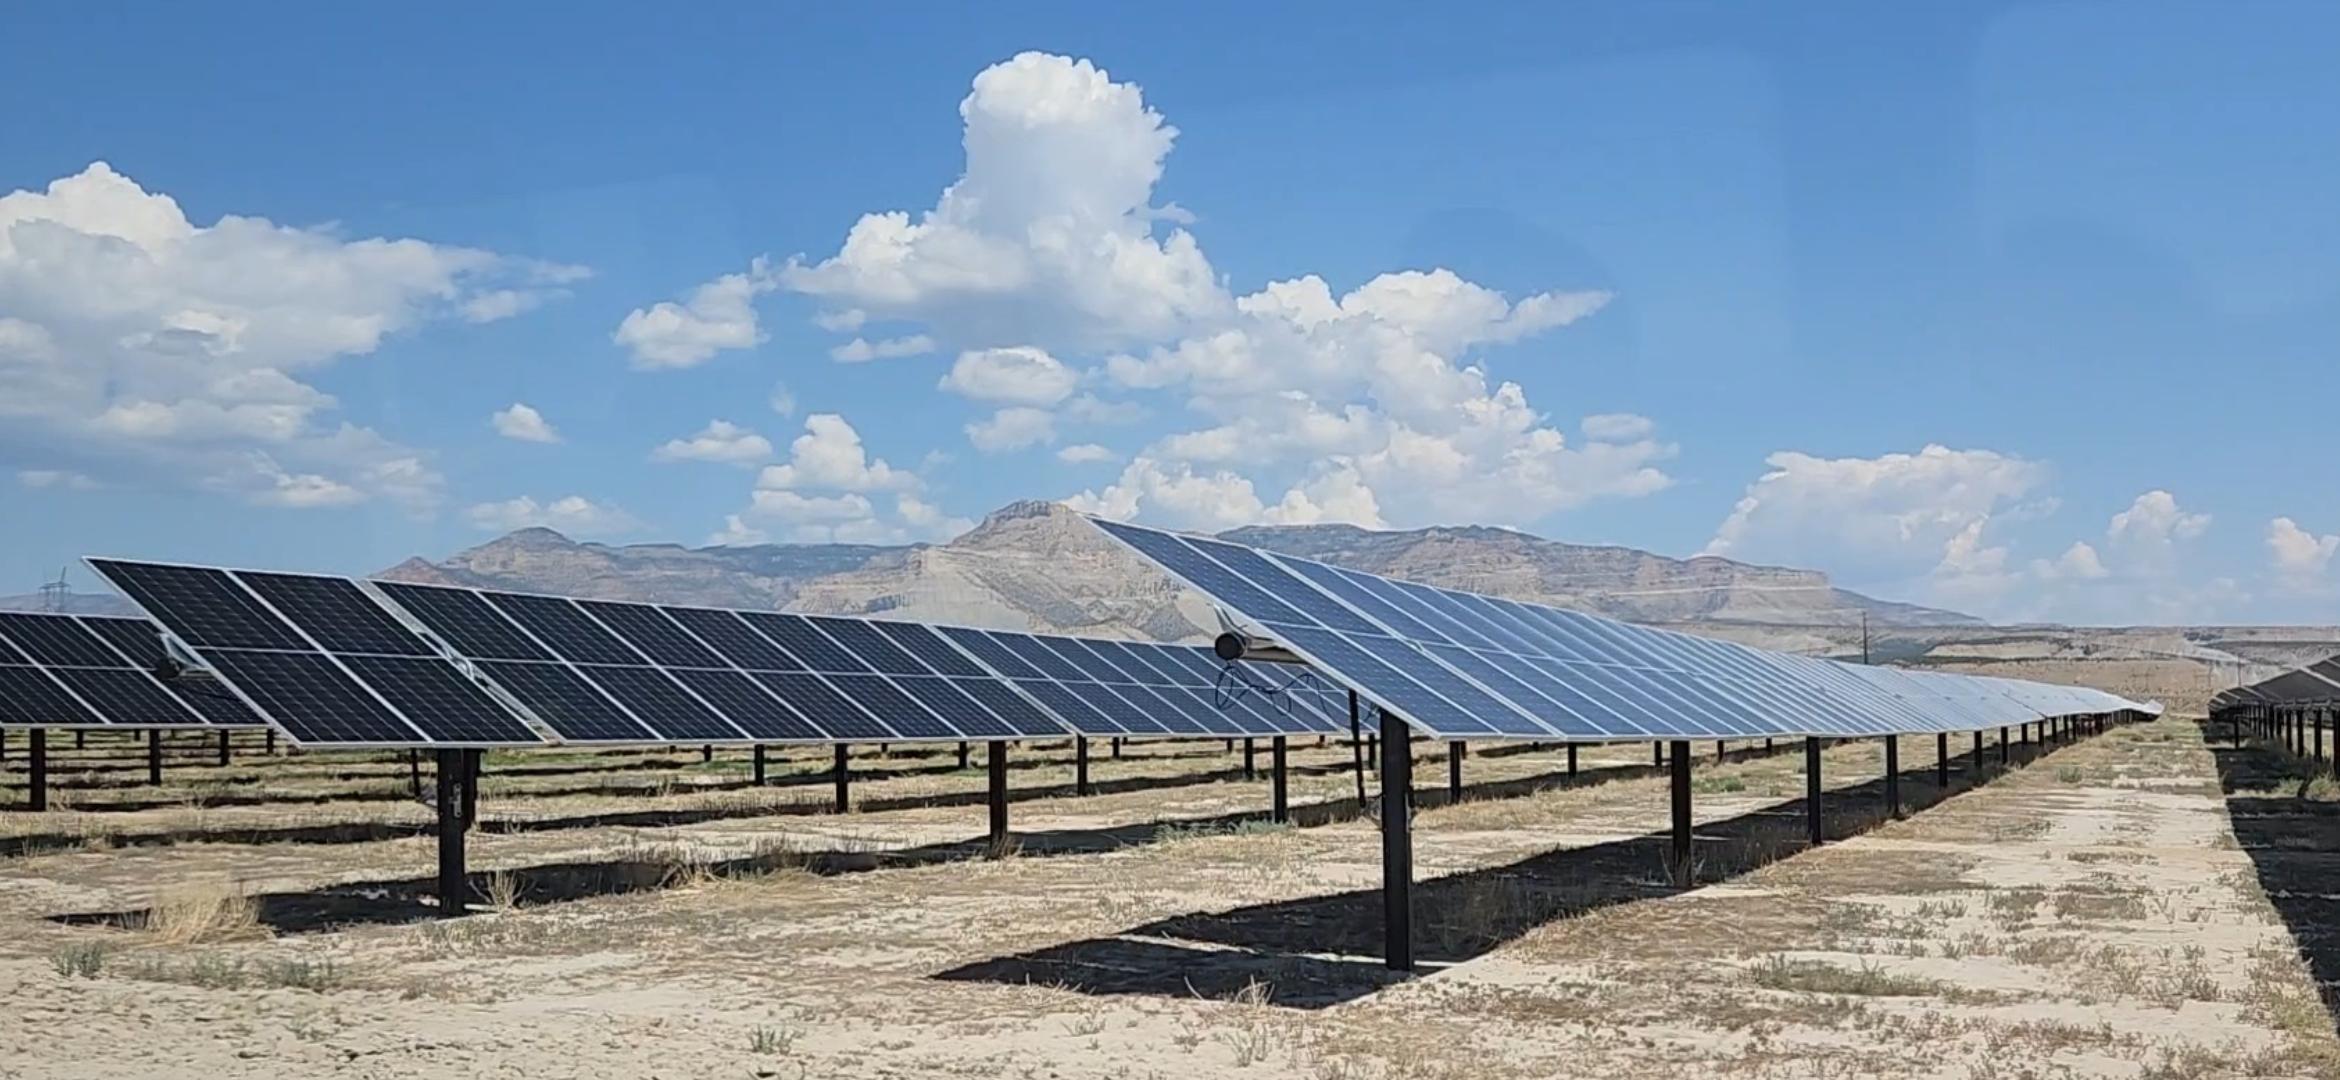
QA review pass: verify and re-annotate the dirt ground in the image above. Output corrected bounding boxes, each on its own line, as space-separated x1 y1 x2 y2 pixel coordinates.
2 717 2336 1079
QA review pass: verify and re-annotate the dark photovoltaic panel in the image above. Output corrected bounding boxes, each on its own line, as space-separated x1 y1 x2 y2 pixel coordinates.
0 612 127 667
90 556 1362 746
574 664 746 742
375 582 555 662
81 615 169 669
666 668 826 741
482 592 647 666
89 560 311 651
0 611 262 729
805 618 926 676
1090 518 2150 743
739 613 869 673
0 666 105 726
754 672 895 740
84 561 549 747
871 621 988 677
575 601 727 668
201 649 424 745
476 660 658 742
237 572 435 657
664 607 801 671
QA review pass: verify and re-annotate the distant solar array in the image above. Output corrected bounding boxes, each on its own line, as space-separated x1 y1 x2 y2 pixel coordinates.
2211 658 2340 711
84 559 1352 750
0 611 264 729
1090 518 2152 742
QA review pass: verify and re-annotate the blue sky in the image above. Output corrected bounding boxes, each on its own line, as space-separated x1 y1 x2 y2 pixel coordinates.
3 1 2334 625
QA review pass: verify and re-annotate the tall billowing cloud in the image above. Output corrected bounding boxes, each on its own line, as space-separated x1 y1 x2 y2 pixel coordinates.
628 52 1646 533
0 162 583 508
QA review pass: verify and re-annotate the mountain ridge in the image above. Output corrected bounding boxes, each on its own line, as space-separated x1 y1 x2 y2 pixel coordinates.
373 500 1978 640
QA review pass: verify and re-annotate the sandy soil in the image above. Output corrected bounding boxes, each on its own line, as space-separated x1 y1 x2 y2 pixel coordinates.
1 719 2334 1079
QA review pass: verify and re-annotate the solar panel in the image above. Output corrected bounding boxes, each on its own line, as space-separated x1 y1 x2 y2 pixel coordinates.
238 572 435 656
576 600 727 668
739 613 869 673
483 592 647 666
84 561 549 748
476 660 659 742
376 582 556 661
804 618 926 675
0 612 129 667
0 666 105 726
1090 518 2149 741
0 611 264 730
80 615 170 668
664 607 801 671
90 560 311 650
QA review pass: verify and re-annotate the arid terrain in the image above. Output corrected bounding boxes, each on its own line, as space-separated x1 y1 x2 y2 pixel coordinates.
4 707 2339 1079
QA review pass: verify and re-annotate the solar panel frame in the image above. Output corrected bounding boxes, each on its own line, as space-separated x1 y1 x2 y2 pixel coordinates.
84 561 544 747
1089 518 2150 743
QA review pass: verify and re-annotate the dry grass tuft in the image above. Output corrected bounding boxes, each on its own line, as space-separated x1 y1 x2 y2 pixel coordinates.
141 880 267 944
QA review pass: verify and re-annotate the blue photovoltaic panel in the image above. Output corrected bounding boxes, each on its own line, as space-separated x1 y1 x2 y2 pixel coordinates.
1093 521 1319 627
938 626 1046 679
89 560 311 651
50 668 203 727
995 633 1089 681
574 665 745 742
870 621 988 677
374 583 556 662
236 572 434 657
894 675 1018 739
80 615 170 669
1016 679 1126 735
0 613 129 668
754 672 896 740
86 562 547 747
336 654 542 744
200 649 421 745
1088 517 2151 742
0 666 104 726
949 676 1069 737
804 618 927 676
483 593 646 666
823 674 958 738
664 607 802 671
576 600 728 669
738 613 869 673
667 668 828 741
476 660 658 742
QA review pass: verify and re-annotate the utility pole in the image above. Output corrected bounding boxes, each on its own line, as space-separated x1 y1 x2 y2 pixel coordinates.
1860 611 1871 665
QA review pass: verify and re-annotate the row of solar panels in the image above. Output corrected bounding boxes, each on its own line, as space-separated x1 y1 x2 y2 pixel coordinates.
78 559 1357 748
0 611 265 729
1090 518 2155 742
2210 657 2340 711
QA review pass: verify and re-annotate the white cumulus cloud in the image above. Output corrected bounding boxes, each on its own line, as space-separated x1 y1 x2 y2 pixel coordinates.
829 334 936 363
466 495 642 536
757 413 917 492
2269 517 2339 581
612 258 776 369
651 419 773 466
0 162 579 508
1056 443 1116 464
490 402 560 443
965 406 1055 453
937 346 1077 406
1705 445 2052 583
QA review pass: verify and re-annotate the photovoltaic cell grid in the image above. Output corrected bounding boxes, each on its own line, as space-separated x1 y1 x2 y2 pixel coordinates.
0 611 266 729
87 560 547 748
374 579 1348 745
86 556 1366 749
1089 518 2153 743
